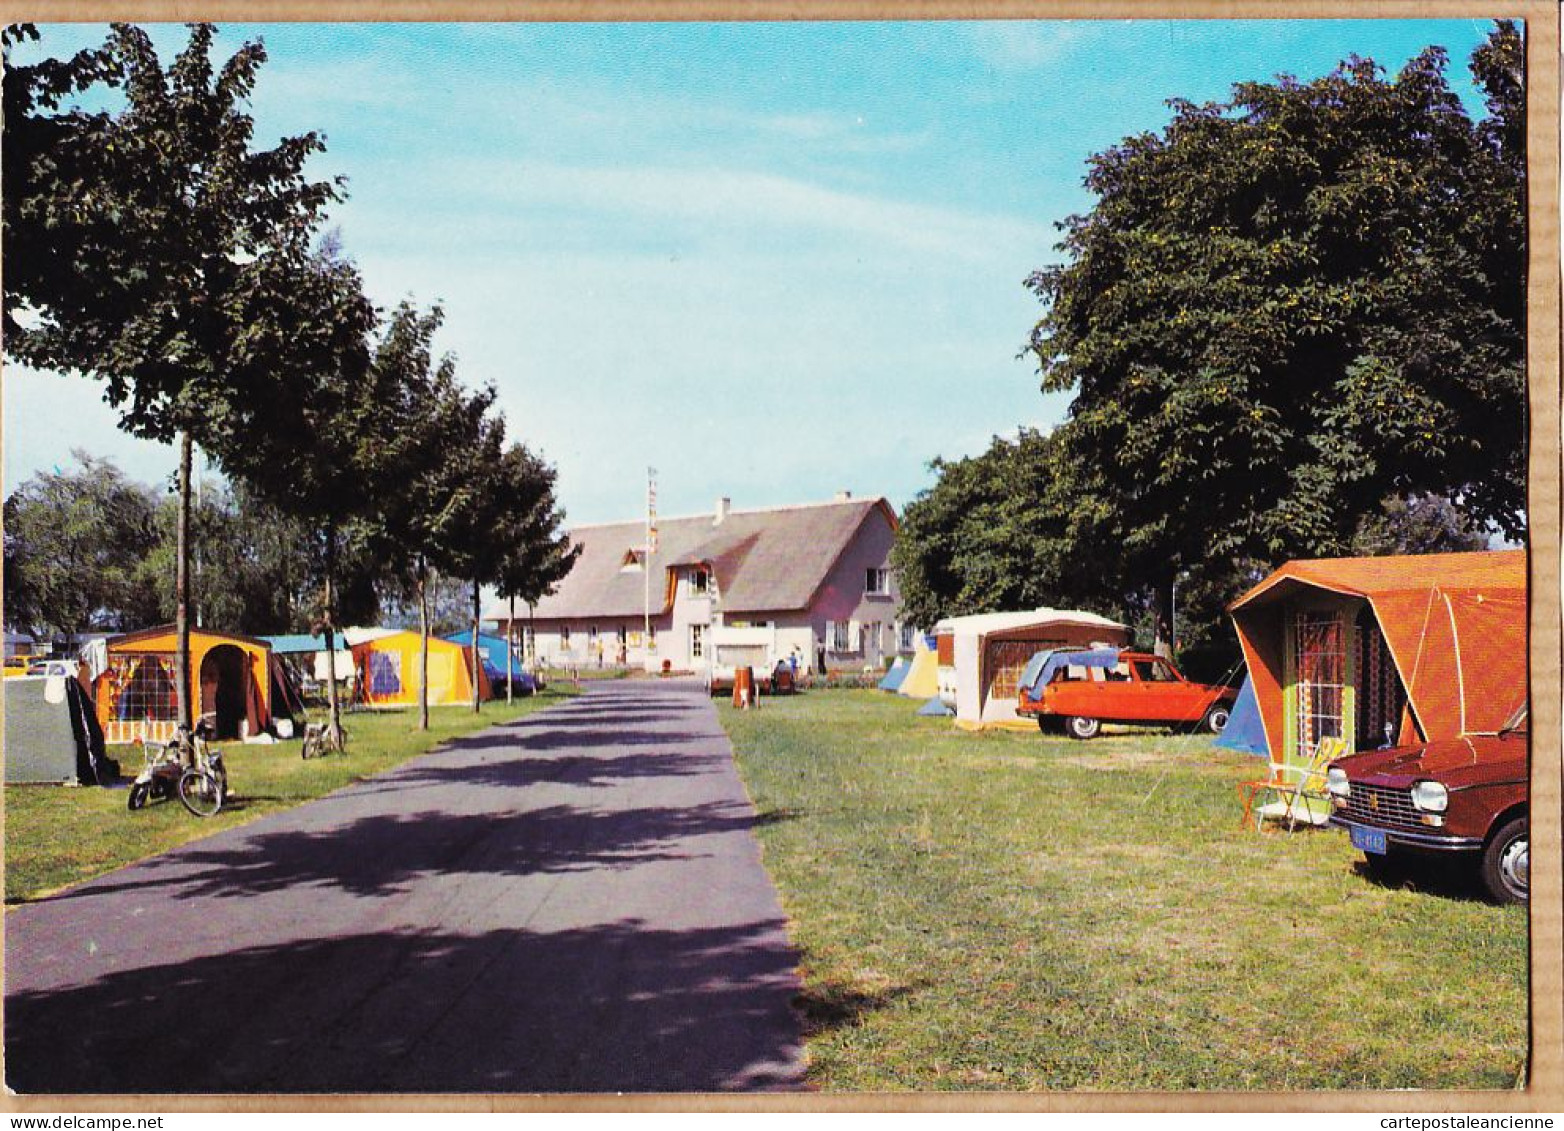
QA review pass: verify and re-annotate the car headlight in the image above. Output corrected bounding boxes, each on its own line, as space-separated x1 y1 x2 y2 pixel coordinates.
1410 780 1449 813
1325 767 1351 798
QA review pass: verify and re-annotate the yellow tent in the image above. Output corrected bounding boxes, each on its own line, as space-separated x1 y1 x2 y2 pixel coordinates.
897 640 940 699
351 630 491 708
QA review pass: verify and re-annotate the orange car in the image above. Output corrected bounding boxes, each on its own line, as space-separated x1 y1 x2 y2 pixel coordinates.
1016 648 1236 740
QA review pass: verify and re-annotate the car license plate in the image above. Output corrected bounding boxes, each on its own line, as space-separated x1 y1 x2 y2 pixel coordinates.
1350 824 1387 855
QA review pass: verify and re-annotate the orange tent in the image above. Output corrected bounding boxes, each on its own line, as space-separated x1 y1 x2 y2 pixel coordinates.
96 626 276 744
1229 550 1527 765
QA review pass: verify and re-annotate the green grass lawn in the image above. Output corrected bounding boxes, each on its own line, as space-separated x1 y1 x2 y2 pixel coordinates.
4 689 575 904
722 690 1529 1092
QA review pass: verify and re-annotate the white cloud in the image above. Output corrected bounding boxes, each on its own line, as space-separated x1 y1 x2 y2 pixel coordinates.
252 55 424 114
347 159 1052 268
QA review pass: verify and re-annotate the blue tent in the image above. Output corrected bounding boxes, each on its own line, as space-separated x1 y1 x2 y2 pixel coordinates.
916 696 953 717
444 630 536 694
262 632 348 654
1214 674 1267 756
1017 647 1124 698
878 657 909 692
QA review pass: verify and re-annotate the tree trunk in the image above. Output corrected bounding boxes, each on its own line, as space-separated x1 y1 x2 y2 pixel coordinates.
174 431 194 760
417 556 430 732
471 578 482 713
506 594 515 705
322 524 343 750
1152 576 1175 660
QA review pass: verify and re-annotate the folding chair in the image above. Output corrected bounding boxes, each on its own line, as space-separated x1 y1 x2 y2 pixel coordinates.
1237 735 1345 831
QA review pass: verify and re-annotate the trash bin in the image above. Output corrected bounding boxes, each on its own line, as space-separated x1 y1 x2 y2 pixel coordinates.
732 666 755 709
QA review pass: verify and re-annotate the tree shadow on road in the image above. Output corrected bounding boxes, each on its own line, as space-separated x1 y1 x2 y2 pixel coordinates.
40 795 787 903
343 744 732 798
5 917 805 1094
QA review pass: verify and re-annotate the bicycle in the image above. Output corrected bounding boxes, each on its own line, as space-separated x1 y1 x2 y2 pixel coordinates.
176 720 228 818
301 720 348 759
133 720 227 817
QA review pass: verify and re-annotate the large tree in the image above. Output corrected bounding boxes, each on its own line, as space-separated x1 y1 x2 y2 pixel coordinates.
2 24 116 343
214 246 385 748
3 23 342 728
1025 23 1525 654
492 448 578 700
890 427 1115 631
360 303 496 730
2 452 161 638
129 477 326 635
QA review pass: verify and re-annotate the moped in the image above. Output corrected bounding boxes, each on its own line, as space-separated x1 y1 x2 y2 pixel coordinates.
127 720 228 817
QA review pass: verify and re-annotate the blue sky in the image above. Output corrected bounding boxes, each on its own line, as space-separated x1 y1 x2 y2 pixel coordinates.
4 18 1504 525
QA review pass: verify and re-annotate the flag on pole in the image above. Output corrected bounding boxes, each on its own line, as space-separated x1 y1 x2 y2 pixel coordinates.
647 467 659 554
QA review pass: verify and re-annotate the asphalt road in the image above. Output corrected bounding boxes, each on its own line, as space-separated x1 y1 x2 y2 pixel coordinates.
5 679 806 1094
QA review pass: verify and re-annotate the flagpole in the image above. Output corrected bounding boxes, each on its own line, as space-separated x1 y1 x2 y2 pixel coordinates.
645 467 655 672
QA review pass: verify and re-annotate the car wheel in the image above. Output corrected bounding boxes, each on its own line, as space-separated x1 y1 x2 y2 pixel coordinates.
1065 716 1100 740
1481 816 1528 904
1203 704 1231 733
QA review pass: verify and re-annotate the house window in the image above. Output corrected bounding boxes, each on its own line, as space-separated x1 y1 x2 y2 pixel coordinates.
522 625 536 658
647 625 657 648
865 621 881 653
588 626 599 645
690 624 704 659
560 626 572 649
689 568 710 596
866 568 891 596
899 622 915 651
617 625 628 645
832 621 852 652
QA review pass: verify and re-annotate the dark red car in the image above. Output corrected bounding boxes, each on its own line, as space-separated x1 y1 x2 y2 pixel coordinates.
1016 649 1236 740
1326 702 1529 904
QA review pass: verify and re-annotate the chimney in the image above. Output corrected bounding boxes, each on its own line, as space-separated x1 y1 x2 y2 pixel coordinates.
714 496 731 525
835 490 852 501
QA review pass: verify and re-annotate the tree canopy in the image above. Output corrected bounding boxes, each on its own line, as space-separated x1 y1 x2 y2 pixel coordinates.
5 23 576 725
5 23 341 447
3 452 161 637
1027 25 1524 580
896 23 1525 656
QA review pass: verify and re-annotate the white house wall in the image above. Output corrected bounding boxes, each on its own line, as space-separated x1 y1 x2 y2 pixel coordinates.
499 503 915 676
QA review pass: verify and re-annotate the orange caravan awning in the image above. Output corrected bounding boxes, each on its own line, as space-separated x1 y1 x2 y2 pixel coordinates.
1229 550 1527 760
